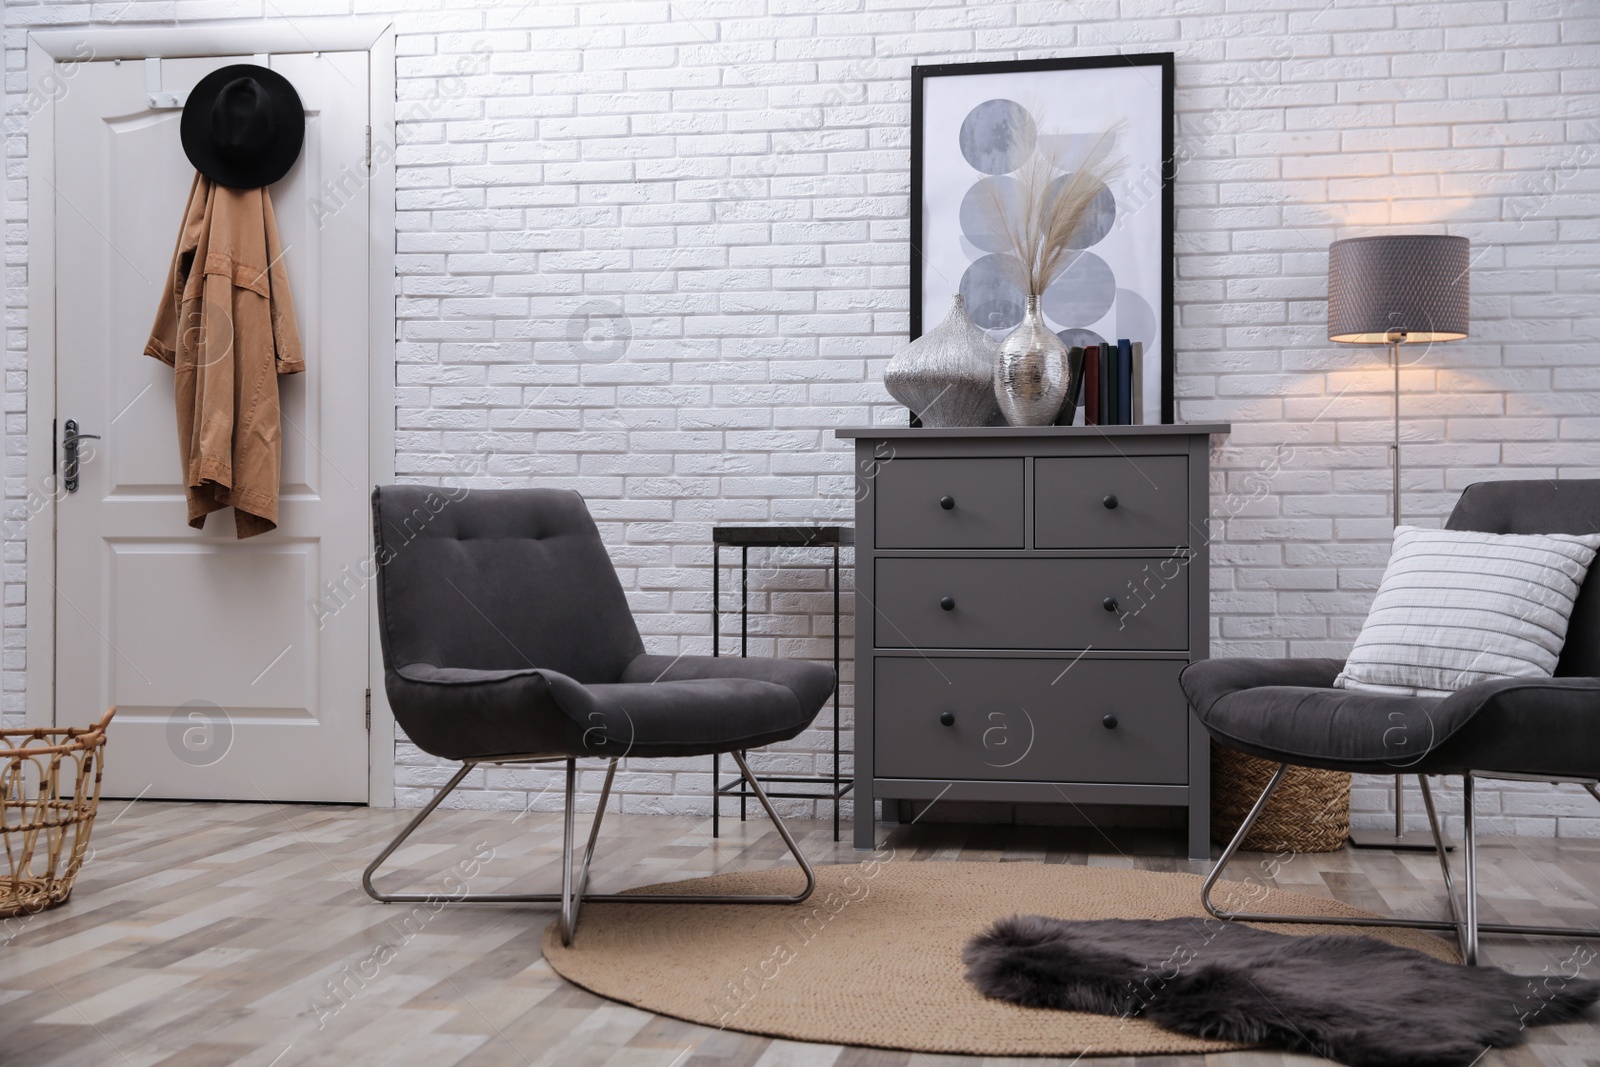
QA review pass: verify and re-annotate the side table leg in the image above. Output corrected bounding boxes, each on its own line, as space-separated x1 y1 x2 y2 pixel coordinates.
741 546 749 823
712 542 720 838
832 541 841 843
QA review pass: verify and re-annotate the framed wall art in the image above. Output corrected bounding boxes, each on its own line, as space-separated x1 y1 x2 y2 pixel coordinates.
910 53 1175 423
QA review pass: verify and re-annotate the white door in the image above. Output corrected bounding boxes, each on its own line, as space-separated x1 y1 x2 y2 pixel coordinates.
53 53 371 802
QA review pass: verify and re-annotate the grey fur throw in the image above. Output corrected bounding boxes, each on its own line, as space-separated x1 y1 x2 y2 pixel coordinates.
964 915 1598 1066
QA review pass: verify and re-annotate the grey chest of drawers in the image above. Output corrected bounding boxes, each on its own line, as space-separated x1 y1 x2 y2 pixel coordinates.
838 425 1230 859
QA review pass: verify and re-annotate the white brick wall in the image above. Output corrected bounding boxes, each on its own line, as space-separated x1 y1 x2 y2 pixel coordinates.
6 0 1599 839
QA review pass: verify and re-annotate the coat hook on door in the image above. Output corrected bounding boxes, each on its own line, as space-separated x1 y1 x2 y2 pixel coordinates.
150 55 277 113
145 58 185 110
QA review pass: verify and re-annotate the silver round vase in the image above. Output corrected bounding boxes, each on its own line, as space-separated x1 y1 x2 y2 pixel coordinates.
994 294 1069 426
883 295 999 428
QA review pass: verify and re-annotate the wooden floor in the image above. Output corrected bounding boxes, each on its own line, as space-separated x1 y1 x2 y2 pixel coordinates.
4 797 1599 1067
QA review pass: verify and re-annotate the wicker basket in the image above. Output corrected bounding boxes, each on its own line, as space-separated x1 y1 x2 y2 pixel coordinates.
1 709 113 918
1212 741 1350 853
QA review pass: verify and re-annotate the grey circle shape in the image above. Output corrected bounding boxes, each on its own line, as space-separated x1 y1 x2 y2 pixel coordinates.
1051 178 1116 249
958 175 1020 254
564 300 632 364
958 99 1036 175
1056 327 1108 350
1115 287 1158 349
1041 251 1116 328
959 253 1027 333
166 700 233 767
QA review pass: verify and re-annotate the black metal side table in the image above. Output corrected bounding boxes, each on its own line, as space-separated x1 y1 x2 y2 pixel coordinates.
712 525 854 841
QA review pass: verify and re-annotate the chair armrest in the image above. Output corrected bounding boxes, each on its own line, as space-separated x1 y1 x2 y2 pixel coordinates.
1426 675 1600 777
1440 674 1600 714
395 664 548 687
386 663 596 762
1179 657 1345 716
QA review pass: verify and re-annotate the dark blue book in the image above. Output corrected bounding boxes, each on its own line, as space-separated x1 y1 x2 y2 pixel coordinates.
1117 338 1133 425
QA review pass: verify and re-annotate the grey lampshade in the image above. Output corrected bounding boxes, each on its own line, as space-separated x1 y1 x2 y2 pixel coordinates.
1327 235 1470 344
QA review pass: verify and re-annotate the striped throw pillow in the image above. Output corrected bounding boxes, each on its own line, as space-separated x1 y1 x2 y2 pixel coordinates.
1336 525 1600 697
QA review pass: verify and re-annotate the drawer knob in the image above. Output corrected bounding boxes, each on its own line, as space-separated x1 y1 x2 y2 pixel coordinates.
939 495 955 510
1102 596 1118 613
940 595 956 611
1103 494 1119 510
1102 714 1118 730
940 711 955 727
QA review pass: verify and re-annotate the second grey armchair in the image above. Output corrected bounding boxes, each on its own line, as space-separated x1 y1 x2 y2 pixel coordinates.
1182 479 1600 964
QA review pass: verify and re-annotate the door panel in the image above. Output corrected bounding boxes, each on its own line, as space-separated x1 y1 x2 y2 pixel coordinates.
107 542 317 714
54 53 370 801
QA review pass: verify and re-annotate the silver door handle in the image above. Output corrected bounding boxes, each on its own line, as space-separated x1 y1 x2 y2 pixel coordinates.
62 419 100 493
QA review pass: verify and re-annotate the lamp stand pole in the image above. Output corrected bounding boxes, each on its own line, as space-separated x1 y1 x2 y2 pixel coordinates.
1348 333 1453 852
1391 336 1401 529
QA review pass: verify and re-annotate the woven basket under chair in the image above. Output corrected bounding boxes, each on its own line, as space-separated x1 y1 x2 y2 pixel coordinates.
1212 741 1351 853
1 709 114 918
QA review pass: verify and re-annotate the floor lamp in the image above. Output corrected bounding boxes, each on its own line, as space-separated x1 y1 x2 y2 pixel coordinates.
1328 234 1470 850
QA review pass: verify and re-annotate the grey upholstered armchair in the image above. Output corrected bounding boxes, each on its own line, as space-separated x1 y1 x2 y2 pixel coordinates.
363 486 836 944
1182 479 1600 964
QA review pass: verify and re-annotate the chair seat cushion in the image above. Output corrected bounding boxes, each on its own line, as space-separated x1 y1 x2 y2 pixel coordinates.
566 653 834 758
1181 657 1600 777
387 654 834 761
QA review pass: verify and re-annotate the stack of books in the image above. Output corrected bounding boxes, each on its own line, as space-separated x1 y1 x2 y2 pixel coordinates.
1055 339 1145 426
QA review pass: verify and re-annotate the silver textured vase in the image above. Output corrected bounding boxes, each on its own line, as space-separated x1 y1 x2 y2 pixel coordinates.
883 295 999 428
994 294 1069 426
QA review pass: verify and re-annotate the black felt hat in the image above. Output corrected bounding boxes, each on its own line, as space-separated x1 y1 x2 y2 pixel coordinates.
180 64 304 189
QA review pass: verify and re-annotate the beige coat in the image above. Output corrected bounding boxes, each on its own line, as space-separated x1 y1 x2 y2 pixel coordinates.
145 174 304 539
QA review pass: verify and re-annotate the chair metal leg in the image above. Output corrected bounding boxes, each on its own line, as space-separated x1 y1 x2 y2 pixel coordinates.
1202 761 1291 921
364 758 574 906
576 758 618 902
558 759 579 944
1200 762 1600 965
365 751 816 945
738 749 816 900
559 758 619 945
1418 774 1471 963
602 750 816 906
1462 772 1479 965
1417 775 1457 904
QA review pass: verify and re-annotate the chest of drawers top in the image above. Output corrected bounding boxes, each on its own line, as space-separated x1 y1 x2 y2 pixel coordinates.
837 426 1231 438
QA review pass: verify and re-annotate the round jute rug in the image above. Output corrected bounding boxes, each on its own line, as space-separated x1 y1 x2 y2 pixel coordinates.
542 860 1458 1057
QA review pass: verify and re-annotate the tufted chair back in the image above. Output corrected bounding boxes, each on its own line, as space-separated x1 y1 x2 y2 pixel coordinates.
372 486 645 683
